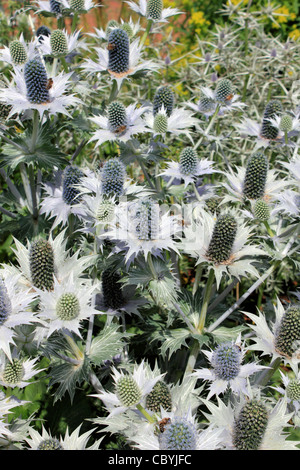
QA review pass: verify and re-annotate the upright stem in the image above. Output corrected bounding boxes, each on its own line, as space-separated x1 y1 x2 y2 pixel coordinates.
255 357 282 387
30 109 39 153
198 268 215 332
140 20 153 48
71 13 79 34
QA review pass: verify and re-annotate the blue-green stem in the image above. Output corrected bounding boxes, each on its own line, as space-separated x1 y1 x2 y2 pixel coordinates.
198 267 215 332
30 109 39 153
71 13 79 34
136 403 157 423
195 104 220 150
140 19 153 48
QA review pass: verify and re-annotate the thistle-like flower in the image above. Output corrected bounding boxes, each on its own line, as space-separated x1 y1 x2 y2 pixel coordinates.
144 104 198 142
273 369 300 425
245 298 300 373
82 28 159 89
191 335 266 399
3 230 95 292
35 0 64 15
222 152 289 206
202 391 298 450
89 101 150 148
25 424 103 450
0 352 43 389
101 198 181 263
91 361 164 417
0 58 81 118
89 17 141 41
0 34 37 68
58 0 98 13
125 0 182 23
0 275 38 361
36 274 100 338
40 166 85 229
181 210 266 288
38 29 87 58
158 147 216 188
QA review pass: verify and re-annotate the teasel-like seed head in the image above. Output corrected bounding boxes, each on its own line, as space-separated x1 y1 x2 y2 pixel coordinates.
116 376 142 407
206 213 238 264
146 0 164 20
29 239 55 291
260 100 282 140
135 199 159 240
69 0 85 11
102 269 125 310
107 28 130 75
9 40 27 65
279 114 293 133
37 439 63 450
159 417 198 450
274 304 300 359
62 165 83 205
212 343 242 381
153 112 168 133
179 147 198 176
0 279 12 326
107 101 128 135
56 293 80 320
286 379 300 401
253 199 270 221
243 152 269 200
49 0 61 13
24 59 50 104
153 86 174 117
145 380 172 413
215 78 234 103
233 400 268 450
36 25 51 43
96 200 115 223
101 157 126 197
3 359 24 385
50 30 68 57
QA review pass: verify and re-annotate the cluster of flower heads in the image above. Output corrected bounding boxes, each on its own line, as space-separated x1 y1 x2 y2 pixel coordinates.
0 0 300 452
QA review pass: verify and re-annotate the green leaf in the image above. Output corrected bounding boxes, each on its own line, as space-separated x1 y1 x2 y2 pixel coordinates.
89 325 131 366
151 327 191 359
212 325 247 344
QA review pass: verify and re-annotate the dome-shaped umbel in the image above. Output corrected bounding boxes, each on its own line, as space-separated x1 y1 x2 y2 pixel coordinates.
9 40 27 65
260 100 282 140
101 158 126 196
243 152 268 200
29 239 55 291
153 86 174 117
146 0 163 20
206 214 237 264
232 400 268 450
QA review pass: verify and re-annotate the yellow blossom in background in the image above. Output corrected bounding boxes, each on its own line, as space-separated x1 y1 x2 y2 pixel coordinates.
226 0 249 6
189 10 210 28
289 27 300 41
272 6 290 29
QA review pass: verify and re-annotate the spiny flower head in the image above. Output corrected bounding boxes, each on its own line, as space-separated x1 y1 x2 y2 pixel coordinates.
69 0 85 11
0 279 12 326
36 25 51 43
107 28 130 75
135 199 159 240
37 438 63 450
153 86 174 117
107 101 128 135
179 147 198 176
279 114 293 133
232 400 268 450
101 158 126 196
62 166 83 205
274 304 300 359
9 40 27 65
153 112 168 133
206 213 238 264
3 359 24 385
159 417 198 450
205 197 221 216
261 100 282 140
215 79 234 103
24 59 50 105
106 20 119 37
286 379 300 401
56 293 81 320
50 30 68 57
146 0 164 20
0 103 13 122
50 0 61 13
243 152 269 200
211 343 242 381
116 376 143 407
102 269 125 310
253 199 270 220
29 239 55 291
145 380 172 413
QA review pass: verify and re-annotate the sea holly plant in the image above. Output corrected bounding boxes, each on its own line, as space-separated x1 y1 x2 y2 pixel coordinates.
0 0 299 452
